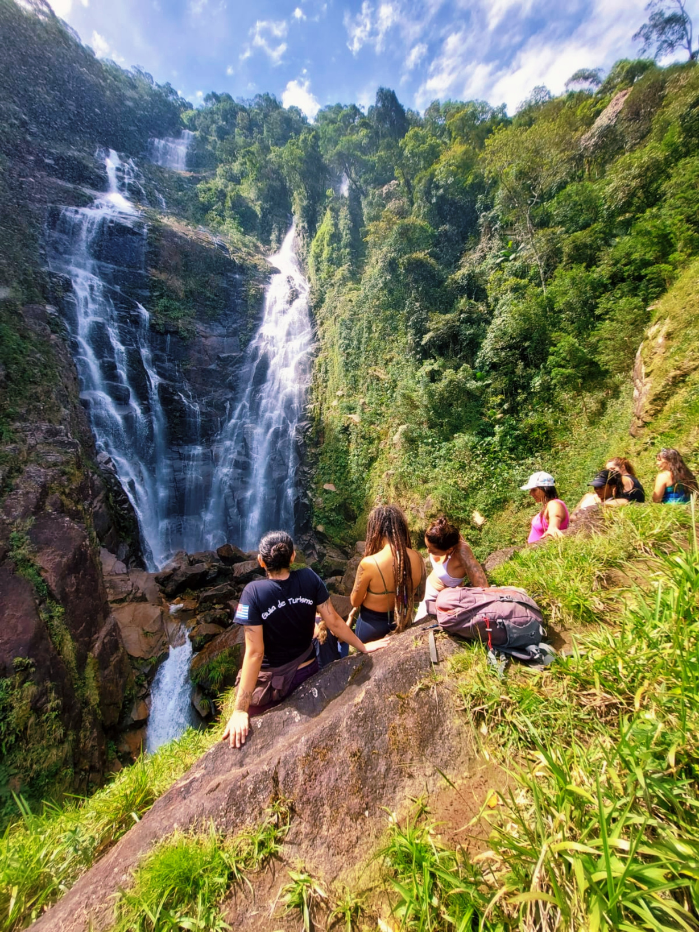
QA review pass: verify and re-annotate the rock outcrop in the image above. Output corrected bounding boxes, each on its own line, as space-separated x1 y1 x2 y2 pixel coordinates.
30 623 471 932
0 302 141 793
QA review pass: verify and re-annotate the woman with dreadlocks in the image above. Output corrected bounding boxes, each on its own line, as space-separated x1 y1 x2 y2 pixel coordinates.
348 505 426 643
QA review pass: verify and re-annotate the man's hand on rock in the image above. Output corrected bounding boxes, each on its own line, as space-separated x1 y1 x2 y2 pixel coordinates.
363 636 390 653
223 710 250 748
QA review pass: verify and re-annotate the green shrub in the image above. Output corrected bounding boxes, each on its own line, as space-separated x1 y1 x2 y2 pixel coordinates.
491 505 691 626
0 723 226 931
113 798 291 932
384 512 699 931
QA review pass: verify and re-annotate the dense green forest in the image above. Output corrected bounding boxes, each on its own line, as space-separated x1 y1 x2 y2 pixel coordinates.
182 57 699 550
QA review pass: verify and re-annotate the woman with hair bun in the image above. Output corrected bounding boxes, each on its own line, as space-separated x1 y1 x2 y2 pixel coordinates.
224 530 387 749
349 505 426 642
416 516 488 618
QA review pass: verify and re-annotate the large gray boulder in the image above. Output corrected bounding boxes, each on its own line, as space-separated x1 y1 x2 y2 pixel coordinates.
30 623 471 931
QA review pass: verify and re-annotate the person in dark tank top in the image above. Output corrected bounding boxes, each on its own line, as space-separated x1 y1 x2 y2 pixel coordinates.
606 457 645 503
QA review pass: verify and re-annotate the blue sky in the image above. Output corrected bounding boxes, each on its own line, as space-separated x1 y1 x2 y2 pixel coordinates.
50 0 697 117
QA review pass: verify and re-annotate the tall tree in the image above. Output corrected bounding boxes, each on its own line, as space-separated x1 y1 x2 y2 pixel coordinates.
634 0 696 60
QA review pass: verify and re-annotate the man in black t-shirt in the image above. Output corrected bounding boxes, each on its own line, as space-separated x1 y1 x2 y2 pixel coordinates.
224 531 388 750
234 566 330 667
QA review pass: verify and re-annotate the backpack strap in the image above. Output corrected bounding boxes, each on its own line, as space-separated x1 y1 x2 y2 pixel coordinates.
485 615 494 651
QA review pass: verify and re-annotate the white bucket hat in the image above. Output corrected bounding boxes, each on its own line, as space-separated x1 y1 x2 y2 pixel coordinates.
520 471 556 491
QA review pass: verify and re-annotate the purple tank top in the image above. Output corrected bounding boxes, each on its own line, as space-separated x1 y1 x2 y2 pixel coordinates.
528 500 570 543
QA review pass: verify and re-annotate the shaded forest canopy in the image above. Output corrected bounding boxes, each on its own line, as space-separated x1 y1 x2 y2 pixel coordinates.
3 0 699 550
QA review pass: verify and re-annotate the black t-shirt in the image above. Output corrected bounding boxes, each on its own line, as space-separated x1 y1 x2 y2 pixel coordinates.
626 477 646 503
234 567 330 668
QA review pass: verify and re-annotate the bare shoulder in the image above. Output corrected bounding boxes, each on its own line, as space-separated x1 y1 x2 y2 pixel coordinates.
408 548 426 573
355 556 374 578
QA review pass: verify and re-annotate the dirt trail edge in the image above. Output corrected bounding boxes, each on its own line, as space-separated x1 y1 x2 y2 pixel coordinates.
31 624 473 932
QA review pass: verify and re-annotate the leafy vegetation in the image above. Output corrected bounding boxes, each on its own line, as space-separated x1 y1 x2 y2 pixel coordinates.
295 61 699 548
281 868 329 931
373 509 699 930
112 798 291 932
490 504 692 625
0 725 221 931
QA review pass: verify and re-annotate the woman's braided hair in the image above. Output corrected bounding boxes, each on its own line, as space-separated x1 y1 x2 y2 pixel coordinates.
364 504 415 632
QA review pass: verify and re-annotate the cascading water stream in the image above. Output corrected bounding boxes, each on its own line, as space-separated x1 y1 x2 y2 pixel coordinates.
145 627 196 753
203 224 314 550
148 129 195 171
46 149 171 569
47 146 314 750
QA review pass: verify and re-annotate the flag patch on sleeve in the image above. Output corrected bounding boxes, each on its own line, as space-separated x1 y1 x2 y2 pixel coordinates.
235 603 250 621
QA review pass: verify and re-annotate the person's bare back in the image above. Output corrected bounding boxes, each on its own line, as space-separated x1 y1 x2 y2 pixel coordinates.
352 544 425 614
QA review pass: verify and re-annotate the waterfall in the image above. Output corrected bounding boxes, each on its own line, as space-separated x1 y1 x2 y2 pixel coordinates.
146 629 196 753
148 130 195 172
203 224 313 550
45 149 213 569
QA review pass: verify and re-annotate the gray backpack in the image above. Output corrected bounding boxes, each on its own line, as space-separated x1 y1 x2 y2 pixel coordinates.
435 586 547 662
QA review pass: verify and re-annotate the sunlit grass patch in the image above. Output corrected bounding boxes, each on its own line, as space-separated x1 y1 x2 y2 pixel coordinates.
0 713 233 932
419 515 699 930
112 798 291 932
490 504 691 626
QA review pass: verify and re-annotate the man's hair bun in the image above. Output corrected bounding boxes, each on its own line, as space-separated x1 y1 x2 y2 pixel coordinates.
258 531 294 571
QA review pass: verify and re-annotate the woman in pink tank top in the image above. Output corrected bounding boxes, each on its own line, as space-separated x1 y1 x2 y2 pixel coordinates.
520 471 570 543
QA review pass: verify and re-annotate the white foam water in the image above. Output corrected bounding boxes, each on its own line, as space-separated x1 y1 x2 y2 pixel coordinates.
148 130 195 172
146 629 196 753
203 224 313 549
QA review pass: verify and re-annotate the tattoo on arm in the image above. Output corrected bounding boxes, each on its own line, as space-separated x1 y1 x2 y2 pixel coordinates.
415 557 427 602
463 545 488 588
234 687 253 713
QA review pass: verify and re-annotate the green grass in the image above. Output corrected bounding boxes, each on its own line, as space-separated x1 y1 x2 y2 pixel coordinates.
377 509 699 931
0 723 230 931
490 504 692 626
378 805 487 932
112 797 291 932
281 869 329 932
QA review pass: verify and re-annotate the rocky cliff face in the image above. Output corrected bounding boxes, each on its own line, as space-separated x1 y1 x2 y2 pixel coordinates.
30 623 473 932
0 301 138 802
0 137 274 807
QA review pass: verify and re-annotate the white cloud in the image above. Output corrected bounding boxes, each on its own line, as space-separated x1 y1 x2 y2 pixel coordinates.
282 77 321 118
90 30 125 64
188 0 208 13
405 42 427 71
242 19 288 65
226 64 234 75
414 0 650 112
344 1 401 54
293 6 306 19
48 0 88 17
